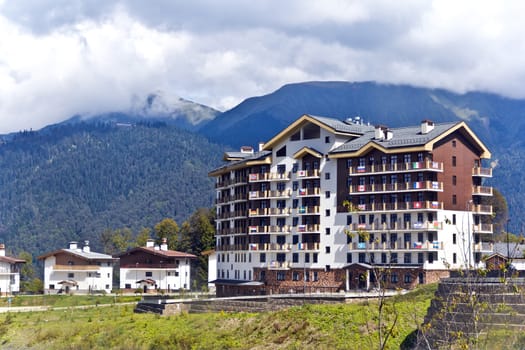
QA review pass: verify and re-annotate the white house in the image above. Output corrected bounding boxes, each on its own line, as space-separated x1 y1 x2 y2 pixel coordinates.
202 249 217 292
117 239 197 293
0 244 25 295
38 241 117 294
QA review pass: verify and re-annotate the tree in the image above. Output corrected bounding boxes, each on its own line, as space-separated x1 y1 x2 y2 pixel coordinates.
135 227 152 247
154 218 181 250
18 251 42 293
100 228 135 255
485 188 508 235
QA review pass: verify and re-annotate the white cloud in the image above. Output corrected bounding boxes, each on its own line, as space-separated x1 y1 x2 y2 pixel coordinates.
0 1 524 133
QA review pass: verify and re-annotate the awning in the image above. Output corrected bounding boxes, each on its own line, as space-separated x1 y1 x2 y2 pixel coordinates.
58 280 78 286
136 278 156 285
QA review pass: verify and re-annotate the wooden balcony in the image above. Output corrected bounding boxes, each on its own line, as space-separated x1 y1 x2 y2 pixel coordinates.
350 181 443 194
349 240 443 251
296 206 320 215
471 204 493 215
248 190 291 199
349 160 443 175
472 186 493 196
296 224 320 233
296 169 320 178
472 167 492 177
473 242 493 252
248 225 291 234
349 220 443 231
472 223 493 234
217 210 247 220
267 261 291 270
248 243 292 252
248 208 291 217
215 177 248 188
297 187 320 196
216 193 247 204
248 172 290 182
296 242 320 251
351 201 444 212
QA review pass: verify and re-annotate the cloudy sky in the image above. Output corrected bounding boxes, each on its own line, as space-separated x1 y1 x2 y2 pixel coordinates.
0 0 524 133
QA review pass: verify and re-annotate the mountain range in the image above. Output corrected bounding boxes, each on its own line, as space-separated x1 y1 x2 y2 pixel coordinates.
1 81 523 257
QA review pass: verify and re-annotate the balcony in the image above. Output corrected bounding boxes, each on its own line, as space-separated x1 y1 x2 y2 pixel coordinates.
267 261 290 270
472 167 492 177
472 186 493 196
216 193 247 204
248 225 291 234
249 172 290 182
217 210 247 220
349 160 443 175
216 177 248 188
297 188 320 197
296 242 320 251
350 240 443 251
350 181 443 194
296 169 320 178
473 242 493 252
297 206 320 215
248 190 291 199
296 224 320 233
218 227 247 235
351 201 444 212
471 204 493 215
248 208 291 217
248 243 292 252
349 220 443 232
472 223 493 234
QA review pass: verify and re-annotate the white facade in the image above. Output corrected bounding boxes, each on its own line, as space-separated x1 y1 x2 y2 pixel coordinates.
39 241 116 294
0 245 24 295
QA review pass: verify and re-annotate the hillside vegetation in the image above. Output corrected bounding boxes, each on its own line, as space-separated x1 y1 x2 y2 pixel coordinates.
0 122 223 255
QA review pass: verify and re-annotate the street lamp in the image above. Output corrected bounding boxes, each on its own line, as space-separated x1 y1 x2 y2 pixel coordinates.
507 219 511 261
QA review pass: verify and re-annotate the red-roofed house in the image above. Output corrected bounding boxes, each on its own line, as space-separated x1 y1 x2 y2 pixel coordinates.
117 239 197 293
0 244 25 295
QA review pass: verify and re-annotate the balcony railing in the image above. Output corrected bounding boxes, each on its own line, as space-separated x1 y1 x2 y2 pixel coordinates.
248 190 291 199
471 204 493 215
350 181 443 194
297 188 320 196
248 172 290 182
296 224 320 233
216 177 248 188
217 210 247 220
297 206 320 215
248 208 291 217
351 201 444 212
350 240 443 251
349 220 443 231
218 227 248 235
216 193 247 204
296 169 320 178
472 167 492 177
473 242 493 252
296 242 320 251
248 225 291 234
472 186 493 196
267 261 291 270
472 223 493 233
248 243 292 251
349 161 443 175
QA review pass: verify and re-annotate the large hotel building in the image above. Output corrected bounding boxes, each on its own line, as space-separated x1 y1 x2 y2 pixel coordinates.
209 115 493 297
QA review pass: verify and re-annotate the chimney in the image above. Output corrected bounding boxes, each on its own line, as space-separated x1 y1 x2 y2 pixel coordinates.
146 239 155 248
69 241 78 250
160 238 168 251
421 120 434 134
385 129 393 140
240 146 254 154
0 244 5 257
258 142 265 152
374 125 386 140
83 240 90 253
154 245 160 251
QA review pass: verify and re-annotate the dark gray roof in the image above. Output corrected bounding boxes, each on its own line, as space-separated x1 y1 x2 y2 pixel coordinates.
493 243 525 259
308 115 375 134
210 150 271 173
331 121 459 153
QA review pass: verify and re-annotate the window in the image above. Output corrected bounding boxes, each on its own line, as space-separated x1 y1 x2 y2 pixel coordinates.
453 233 457 244
347 253 352 263
452 140 456 148
391 253 398 263
292 217 299 226
292 163 298 173
325 265 331 272
291 131 300 141
260 253 266 263
326 209 330 217
303 124 320 139
67 272 74 278
313 271 319 281
325 228 330 235
145 271 152 277
292 235 299 244
313 253 319 263
359 253 366 263
452 195 457 205
276 146 286 157
452 156 457 167
404 274 412 283
125 283 131 289
293 181 298 191
453 253 457 264
452 214 456 225
292 271 300 281
404 253 412 264
381 253 387 264
325 172 330 180
347 215 352 225
305 253 310 263
391 273 398 283
325 136 330 143
292 199 298 208
404 154 411 163
293 253 299 263
452 175 457 185
277 272 286 281
418 253 424 264
49 284 55 290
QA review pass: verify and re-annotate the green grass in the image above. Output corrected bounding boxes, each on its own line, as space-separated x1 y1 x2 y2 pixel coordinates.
0 294 141 308
0 284 482 350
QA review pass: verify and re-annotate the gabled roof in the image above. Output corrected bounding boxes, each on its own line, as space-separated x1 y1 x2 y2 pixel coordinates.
117 246 197 259
293 146 323 159
209 150 271 176
263 114 374 150
330 121 491 158
38 248 116 261
0 256 25 264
